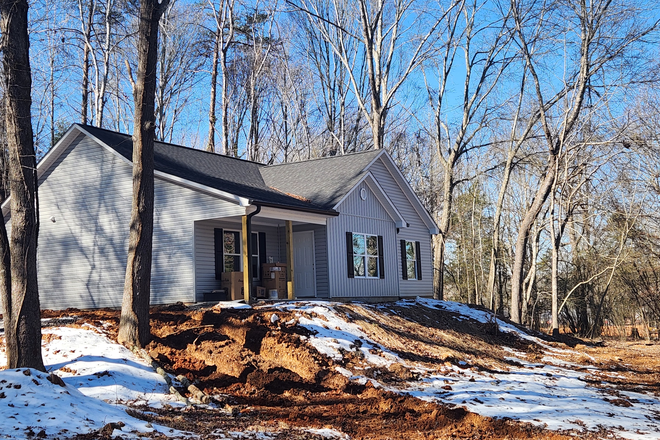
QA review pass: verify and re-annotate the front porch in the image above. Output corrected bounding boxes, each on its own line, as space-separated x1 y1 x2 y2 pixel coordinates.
193 206 330 303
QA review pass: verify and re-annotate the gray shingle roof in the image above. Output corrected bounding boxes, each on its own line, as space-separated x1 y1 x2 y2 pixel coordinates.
260 150 382 210
78 125 335 214
78 125 380 215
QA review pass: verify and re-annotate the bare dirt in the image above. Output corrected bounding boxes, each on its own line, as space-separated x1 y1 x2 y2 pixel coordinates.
34 302 660 440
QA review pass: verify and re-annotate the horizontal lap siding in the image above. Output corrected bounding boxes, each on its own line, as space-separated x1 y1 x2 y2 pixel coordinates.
37 133 133 309
330 182 398 298
36 133 245 309
194 220 281 298
369 159 434 297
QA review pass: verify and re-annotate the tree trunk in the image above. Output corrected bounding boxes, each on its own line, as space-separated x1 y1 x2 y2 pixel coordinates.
510 154 557 323
118 0 169 349
1 0 45 371
80 0 94 125
206 30 220 153
433 157 455 301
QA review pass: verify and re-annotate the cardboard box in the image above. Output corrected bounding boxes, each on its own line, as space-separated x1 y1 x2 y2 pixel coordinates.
261 263 287 299
221 271 244 300
255 286 267 298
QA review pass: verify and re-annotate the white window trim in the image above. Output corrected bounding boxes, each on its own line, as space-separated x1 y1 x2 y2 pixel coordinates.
405 240 418 280
352 232 380 279
224 229 242 272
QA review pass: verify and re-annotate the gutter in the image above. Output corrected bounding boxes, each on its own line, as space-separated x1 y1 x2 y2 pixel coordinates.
245 204 261 302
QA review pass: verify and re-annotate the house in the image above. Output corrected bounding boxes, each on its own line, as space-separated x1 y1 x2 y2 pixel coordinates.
3 124 438 309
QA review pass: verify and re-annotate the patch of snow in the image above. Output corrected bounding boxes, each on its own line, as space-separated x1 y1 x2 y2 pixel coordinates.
0 368 179 439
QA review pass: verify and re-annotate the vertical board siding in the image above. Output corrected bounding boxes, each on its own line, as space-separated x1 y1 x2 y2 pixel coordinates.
368 159 434 297
330 183 398 298
35 134 245 309
293 224 329 298
338 181 391 220
194 219 282 298
326 214 398 298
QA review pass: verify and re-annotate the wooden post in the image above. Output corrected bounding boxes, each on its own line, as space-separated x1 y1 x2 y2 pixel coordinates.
285 220 294 300
242 215 250 303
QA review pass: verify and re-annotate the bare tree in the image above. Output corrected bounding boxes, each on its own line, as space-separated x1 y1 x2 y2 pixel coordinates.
206 0 235 154
508 0 657 323
290 0 443 151
0 0 45 370
424 0 514 300
155 0 206 142
118 0 170 349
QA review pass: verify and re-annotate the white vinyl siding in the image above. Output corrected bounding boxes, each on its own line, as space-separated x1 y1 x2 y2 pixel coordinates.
35 133 245 309
368 159 434 297
329 183 398 298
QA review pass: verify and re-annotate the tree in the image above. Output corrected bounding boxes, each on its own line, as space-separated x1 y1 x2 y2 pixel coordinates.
206 0 235 154
424 0 514 301
290 0 443 151
508 0 657 323
0 0 46 370
118 0 170 349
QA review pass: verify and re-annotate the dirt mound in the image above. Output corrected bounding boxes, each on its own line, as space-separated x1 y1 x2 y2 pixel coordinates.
41 303 602 439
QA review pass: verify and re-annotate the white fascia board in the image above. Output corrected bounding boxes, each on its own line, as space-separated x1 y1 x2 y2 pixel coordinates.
153 171 251 206
376 153 440 235
257 206 330 225
3 124 82 218
334 172 407 228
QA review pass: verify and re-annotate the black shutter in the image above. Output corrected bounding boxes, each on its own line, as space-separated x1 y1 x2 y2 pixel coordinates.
346 232 354 278
415 241 422 280
400 240 408 280
378 235 385 279
258 232 267 279
214 228 224 280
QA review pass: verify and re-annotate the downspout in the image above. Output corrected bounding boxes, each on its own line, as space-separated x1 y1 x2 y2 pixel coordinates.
245 204 261 303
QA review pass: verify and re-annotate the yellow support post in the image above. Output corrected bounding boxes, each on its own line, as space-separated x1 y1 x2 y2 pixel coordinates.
285 220 294 300
242 215 250 303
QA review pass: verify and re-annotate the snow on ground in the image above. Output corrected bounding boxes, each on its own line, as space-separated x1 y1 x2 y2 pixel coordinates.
286 298 660 440
0 324 190 439
1 298 658 439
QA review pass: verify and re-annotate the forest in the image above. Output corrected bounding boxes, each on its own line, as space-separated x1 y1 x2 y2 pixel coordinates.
7 0 660 338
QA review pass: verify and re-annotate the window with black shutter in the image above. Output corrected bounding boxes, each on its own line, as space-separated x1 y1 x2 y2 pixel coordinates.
347 232 384 279
401 240 422 280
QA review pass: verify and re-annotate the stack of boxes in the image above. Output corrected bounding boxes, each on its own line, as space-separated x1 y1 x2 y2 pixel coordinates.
262 263 287 299
218 263 287 301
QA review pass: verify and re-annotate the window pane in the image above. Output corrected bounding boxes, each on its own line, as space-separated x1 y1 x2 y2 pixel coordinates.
407 261 417 280
367 257 378 277
353 256 365 277
251 233 258 255
224 231 239 254
252 256 259 279
225 255 240 273
353 234 365 255
367 235 378 255
406 241 415 259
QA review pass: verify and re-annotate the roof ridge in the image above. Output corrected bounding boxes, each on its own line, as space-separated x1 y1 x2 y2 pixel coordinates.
76 123 267 166
264 149 382 168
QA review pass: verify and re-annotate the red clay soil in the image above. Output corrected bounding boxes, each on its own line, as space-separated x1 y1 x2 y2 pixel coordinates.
36 304 608 440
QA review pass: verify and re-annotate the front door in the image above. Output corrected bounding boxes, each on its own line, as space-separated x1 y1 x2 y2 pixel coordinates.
293 230 316 297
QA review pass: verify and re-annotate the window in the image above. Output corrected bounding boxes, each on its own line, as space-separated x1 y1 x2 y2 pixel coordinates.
400 240 422 280
215 228 266 280
346 232 384 279
251 232 259 280
224 230 241 273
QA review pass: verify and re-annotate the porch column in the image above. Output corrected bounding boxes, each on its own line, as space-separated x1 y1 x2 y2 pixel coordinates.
242 215 251 303
286 220 294 300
